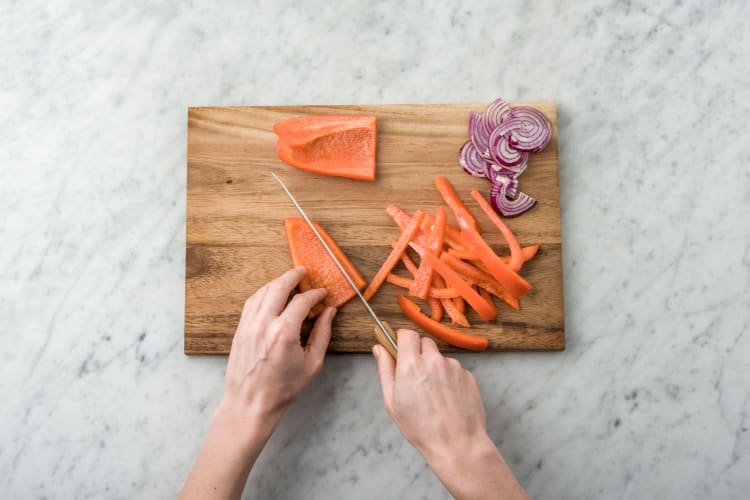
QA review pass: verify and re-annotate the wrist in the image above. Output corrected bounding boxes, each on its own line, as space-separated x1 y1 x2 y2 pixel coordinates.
423 434 527 500
423 431 498 471
211 396 285 452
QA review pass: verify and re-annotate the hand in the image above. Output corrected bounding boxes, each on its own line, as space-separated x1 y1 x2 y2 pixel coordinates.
180 267 335 500
373 329 487 460
221 266 336 423
373 330 528 500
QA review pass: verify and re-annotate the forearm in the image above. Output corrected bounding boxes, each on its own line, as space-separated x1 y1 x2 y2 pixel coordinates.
179 401 283 500
424 435 528 500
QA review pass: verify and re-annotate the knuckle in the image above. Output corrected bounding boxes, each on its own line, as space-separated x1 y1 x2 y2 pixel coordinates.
421 337 437 351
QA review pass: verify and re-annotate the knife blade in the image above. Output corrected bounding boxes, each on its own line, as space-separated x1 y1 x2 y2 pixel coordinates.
271 172 398 358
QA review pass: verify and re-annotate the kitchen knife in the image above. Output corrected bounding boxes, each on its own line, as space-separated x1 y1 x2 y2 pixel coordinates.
271 172 398 359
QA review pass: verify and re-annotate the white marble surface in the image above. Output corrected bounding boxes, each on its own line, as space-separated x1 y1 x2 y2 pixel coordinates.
1 0 749 498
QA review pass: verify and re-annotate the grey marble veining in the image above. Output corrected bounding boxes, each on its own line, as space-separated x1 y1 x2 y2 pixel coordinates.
1 0 749 498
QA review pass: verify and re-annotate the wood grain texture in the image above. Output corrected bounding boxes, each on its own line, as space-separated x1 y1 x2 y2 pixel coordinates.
185 103 564 354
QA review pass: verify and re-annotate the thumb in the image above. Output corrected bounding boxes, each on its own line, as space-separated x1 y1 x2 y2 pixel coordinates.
372 344 396 411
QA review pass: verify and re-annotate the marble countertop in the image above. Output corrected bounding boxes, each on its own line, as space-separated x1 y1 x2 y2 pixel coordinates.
2 1 749 498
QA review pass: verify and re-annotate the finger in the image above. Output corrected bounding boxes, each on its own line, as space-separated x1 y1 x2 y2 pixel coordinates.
306 306 336 361
396 329 421 360
372 344 395 410
260 266 308 317
420 336 439 356
280 287 328 334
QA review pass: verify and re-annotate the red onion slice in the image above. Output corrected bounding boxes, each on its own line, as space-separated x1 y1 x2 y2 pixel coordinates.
489 180 536 217
503 107 552 153
468 112 489 158
458 141 489 178
486 164 520 198
468 99 511 158
481 98 511 135
488 129 529 167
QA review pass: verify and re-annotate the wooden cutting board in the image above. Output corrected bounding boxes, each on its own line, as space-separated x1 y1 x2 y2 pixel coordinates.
185 103 564 354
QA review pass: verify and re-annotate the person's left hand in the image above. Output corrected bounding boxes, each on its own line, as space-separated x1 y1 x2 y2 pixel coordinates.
218 266 335 425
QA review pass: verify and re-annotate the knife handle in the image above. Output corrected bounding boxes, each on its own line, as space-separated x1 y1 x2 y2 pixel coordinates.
374 321 398 360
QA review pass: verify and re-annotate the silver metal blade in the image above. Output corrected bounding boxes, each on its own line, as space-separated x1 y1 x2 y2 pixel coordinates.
271 171 398 353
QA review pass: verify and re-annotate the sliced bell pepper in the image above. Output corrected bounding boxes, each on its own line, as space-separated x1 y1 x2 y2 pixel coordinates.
452 245 539 266
410 242 497 321
284 217 366 312
429 297 443 322
410 206 447 299
364 211 425 301
440 252 519 310
470 189 524 271
397 295 488 351
434 176 479 232
385 273 459 299
461 226 532 299
442 298 470 327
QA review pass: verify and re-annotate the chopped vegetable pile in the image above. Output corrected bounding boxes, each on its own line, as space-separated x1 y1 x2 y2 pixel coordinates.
274 115 377 181
459 98 552 217
365 176 539 351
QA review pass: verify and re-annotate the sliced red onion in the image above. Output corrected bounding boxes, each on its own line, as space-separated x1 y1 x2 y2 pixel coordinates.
481 98 510 135
468 99 511 158
486 165 520 198
503 107 552 153
468 112 489 158
488 129 529 168
490 179 536 217
458 141 489 178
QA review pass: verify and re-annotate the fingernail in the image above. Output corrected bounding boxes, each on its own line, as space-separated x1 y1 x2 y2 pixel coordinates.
327 306 337 316
372 345 379 357
296 265 306 273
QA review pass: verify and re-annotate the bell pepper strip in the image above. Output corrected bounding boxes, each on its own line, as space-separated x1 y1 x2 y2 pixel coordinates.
470 189 524 271
410 242 497 321
478 286 496 312
440 252 519 310
386 204 412 232
397 295 488 351
429 297 444 322
442 298 470 327
447 247 479 261
364 211 425 301
520 244 539 261
454 297 466 314
391 240 420 276
434 176 480 232
432 274 469 327
423 213 463 245
455 245 539 266
385 273 460 299
410 206 447 300
284 217 366 311
387 204 427 246
460 226 531 299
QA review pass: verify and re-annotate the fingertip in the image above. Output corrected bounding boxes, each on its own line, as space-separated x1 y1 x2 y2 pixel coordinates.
295 265 307 274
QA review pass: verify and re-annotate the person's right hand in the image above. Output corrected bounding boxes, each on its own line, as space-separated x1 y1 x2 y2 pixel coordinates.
373 329 528 500
372 329 488 461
